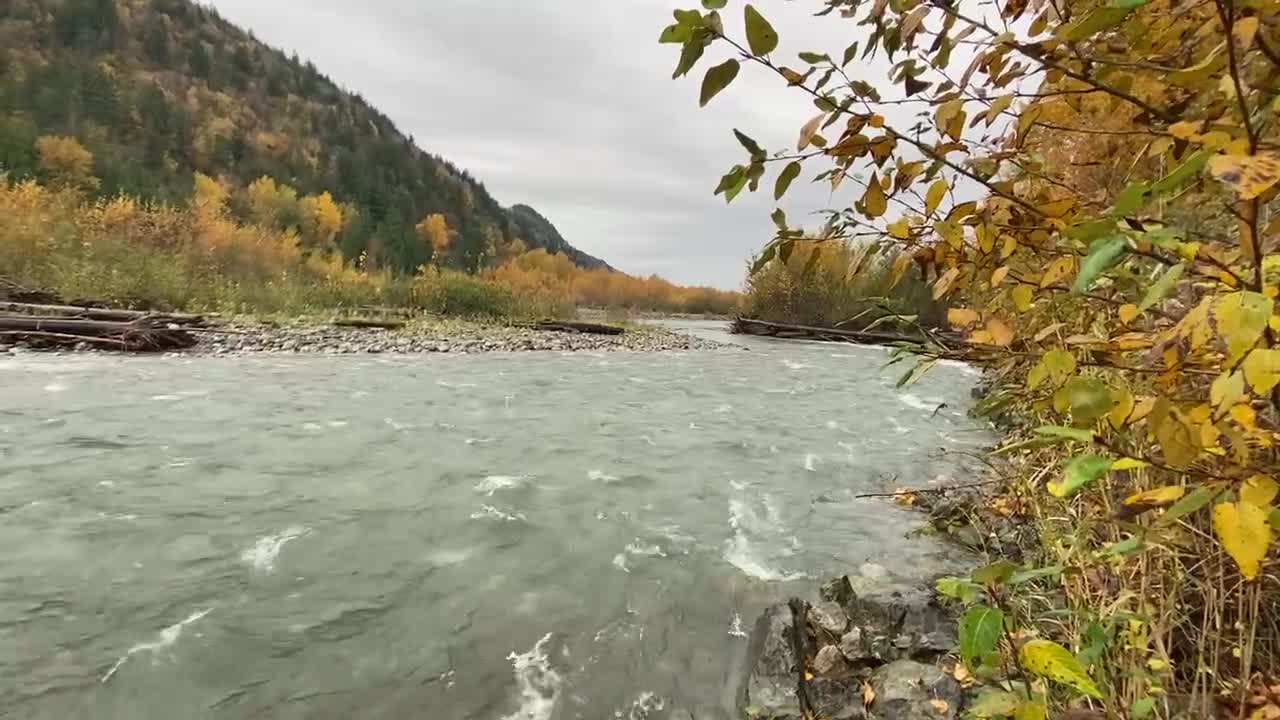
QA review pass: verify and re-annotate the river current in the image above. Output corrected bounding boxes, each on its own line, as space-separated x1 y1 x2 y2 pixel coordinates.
0 321 991 719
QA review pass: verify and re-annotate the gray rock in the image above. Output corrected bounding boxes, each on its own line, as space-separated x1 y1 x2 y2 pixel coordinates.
810 601 849 636
819 577 957 665
868 660 961 720
813 644 846 676
742 603 802 720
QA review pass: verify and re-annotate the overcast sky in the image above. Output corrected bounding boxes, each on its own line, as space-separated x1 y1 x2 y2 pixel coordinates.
202 1 899 289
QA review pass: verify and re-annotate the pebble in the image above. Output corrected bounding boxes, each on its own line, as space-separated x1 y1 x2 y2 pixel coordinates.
191 321 735 356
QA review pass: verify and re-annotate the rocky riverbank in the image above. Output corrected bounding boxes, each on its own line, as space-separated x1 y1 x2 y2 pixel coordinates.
741 575 971 720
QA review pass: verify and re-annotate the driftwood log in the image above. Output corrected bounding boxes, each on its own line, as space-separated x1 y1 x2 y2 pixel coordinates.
0 316 198 351
732 317 959 346
332 318 406 330
530 320 625 336
0 301 207 326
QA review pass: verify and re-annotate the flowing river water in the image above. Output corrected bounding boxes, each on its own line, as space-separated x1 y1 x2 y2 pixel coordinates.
0 321 992 719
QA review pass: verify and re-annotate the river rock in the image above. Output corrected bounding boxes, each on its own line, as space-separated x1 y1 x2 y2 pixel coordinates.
819 576 956 665
868 660 962 720
809 600 849 636
742 603 802 720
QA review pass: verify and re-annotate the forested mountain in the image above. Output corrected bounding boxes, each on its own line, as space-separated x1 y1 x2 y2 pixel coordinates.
0 0 610 273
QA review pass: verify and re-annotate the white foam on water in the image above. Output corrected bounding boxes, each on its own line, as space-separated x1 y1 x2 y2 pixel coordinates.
437 380 478 389
475 475 532 496
97 480 115 489
43 381 69 393
241 526 308 572
803 454 818 472
898 393 943 411
618 692 666 720
612 553 629 573
428 548 475 566
724 498 804 582
326 420 348 428
470 505 527 522
714 403 733 413
782 359 812 370
301 422 323 432
888 417 911 435
501 633 563 720
728 612 748 638
639 436 657 446
100 608 212 682
151 394 181 401
624 540 666 558
938 358 982 376
588 469 620 483
384 418 412 431
466 437 495 445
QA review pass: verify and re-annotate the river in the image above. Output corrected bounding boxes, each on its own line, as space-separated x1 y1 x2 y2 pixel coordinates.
0 321 991 719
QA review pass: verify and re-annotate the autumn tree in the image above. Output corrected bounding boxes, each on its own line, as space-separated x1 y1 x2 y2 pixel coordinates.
298 191 345 251
244 175 300 231
661 0 1280 716
415 213 455 266
34 135 98 190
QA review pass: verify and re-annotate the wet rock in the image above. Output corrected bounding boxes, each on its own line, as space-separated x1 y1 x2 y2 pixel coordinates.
809 601 849 636
819 576 957 665
868 660 961 720
813 644 846 676
742 603 802 720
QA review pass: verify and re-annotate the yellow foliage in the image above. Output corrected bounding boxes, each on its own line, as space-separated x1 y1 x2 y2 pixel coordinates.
35 135 99 190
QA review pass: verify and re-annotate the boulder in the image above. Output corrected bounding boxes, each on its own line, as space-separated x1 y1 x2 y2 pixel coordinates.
868 660 962 720
742 603 802 720
819 576 956 665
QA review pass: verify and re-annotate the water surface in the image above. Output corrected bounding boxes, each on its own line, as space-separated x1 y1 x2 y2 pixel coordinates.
0 323 990 719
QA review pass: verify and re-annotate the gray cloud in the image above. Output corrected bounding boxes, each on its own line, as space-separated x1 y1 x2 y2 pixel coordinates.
205 0 893 288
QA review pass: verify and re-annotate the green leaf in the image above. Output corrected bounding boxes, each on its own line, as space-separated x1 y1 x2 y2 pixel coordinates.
770 208 786 230
1151 149 1211 194
714 165 745 196
775 161 802 200
1019 639 1104 698
841 42 860 66
972 560 1018 585
724 171 749 202
1062 5 1134 40
1110 181 1150 216
798 51 829 64
1269 509 1280 530
1064 377 1113 423
751 244 778 274
659 23 692 44
1109 0 1150 7
1048 454 1112 498
968 689 1021 717
1130 698 1157 720
672 37 707 78
959 606 1004 668
1138 263 1185 311
1107 534 1145 555
1014 701 1048 720
1073 236 1127 294
1010 565 1065 585
733 129 764 158
935 576 982 603
744 4 779 55
702 0 727 8
700 59 740 106
1035 426 1095 442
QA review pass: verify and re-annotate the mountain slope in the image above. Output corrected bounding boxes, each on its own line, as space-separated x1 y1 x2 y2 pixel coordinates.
0 0 607 273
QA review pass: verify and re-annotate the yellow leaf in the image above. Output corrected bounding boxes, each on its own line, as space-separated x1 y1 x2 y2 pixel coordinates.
1212 501 1273 580
1034 323 1064 342
1233 17 1260 49
929 699 950 714
797 112 826 151
1168 121 1200 140
1000 234 1018 259
1130 397 1155 425
926 179 948 215
1211 372 1246 414
1214 292 1272 362
1156 412 1199 468
948 308 981 328
1243 349 1280 394
985 95 1014 126
863 173 888 218
1230 403 1257 431
887 218 912 239
1039 256 1073 288
1125 485 1186 506
1208 153 1280 200
869 113 885 128
890 252 913 289
1037 197 1076 217
933 266 961 299
1109 388 1135 429
1012 284 1035 311
1111 457 1149 471
991 266 1010 287
1242 475 1278 508
862 680 876 707
987 317 1015 347
1014 701 1047 720
1119 304 1139 324
1019 639 1103 698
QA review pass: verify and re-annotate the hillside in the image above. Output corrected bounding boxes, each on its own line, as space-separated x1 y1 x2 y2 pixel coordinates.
0 0 608 273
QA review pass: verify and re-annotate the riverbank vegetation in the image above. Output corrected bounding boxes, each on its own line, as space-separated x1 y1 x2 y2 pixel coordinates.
0 174 739 318
663 1 1279 717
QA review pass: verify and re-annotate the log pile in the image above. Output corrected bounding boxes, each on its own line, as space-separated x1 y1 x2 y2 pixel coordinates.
527 319 626 336
731 317 959 346
0 302 206 352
